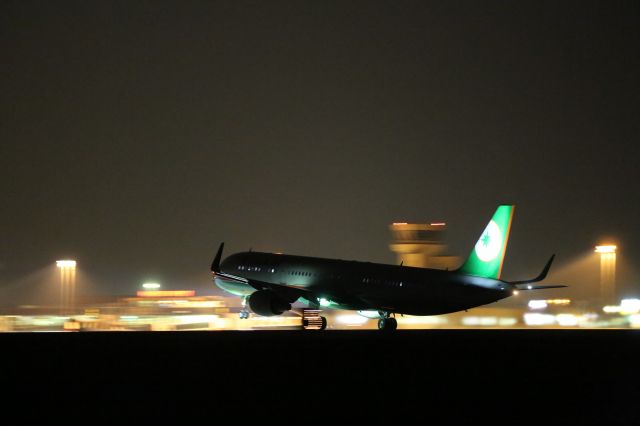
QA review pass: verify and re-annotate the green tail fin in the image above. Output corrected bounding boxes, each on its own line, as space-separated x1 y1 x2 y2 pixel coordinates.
458 205 515 279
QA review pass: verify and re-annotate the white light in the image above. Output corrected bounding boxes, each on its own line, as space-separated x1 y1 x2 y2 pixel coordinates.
528 300 548 310
498 317 517 326
595 245 617 253
527 285 533 290
142 282 161 289
556 314 578 326
357 310 381 319
462 316 481 326
319 298 332 307
513 290 520 296
523 313 555 326
628 314 640 328
620 299 640 314
603 305 622 314
462 316 498 326
335 314 369 326
56 260 76 268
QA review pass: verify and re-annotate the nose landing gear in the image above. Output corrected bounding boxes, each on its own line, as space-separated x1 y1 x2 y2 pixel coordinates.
239 296 250 319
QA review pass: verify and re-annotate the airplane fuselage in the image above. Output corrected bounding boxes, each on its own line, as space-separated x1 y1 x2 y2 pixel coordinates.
216 251 512 315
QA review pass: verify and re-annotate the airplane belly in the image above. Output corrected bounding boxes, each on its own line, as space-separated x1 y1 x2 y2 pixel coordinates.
365 285 507 316
399 288 507 315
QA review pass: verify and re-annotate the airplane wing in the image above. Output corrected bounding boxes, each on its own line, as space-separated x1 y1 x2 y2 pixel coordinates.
213 270 311 303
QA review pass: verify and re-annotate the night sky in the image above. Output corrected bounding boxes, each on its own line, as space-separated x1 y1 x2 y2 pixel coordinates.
1 1 639 298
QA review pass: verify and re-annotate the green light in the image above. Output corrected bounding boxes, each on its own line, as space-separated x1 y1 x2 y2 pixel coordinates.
319 298 332 307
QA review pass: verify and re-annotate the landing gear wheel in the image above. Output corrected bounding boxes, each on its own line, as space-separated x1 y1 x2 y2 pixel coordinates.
387 317 397 330
319 316 328 330
378 317 397 331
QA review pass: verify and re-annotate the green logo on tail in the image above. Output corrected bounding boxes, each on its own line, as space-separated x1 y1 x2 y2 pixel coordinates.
458 205 514 279
475 220 503 262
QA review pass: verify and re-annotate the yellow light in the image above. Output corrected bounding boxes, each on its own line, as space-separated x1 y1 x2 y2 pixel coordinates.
56 260 76 268
430 222 446 226
392 222 408 226
513 290 519 296
595 245 617 254
546 299 571 305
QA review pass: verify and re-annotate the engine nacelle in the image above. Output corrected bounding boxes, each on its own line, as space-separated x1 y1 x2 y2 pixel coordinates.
248 290 291 316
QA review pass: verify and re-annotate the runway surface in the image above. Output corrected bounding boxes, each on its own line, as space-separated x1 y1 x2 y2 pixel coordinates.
4 329 639 422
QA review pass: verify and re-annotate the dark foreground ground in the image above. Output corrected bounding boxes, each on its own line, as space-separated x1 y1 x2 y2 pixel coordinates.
3 329 640 422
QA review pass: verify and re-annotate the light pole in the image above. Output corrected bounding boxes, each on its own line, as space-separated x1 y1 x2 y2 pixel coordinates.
594 245 616 304
56 260 77 315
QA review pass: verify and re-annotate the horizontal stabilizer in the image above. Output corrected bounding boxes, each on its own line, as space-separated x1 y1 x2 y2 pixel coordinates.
515 284 568 290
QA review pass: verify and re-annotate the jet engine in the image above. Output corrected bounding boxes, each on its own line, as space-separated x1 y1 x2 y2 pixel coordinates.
248 290 291 316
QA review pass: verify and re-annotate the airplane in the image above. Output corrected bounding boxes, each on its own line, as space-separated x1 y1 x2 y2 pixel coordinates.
210 205 566 330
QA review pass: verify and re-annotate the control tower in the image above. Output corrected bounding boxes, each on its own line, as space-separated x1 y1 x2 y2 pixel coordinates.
389 222 460 270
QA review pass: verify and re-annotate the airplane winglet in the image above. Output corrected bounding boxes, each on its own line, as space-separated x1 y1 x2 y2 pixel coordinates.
508 254 555 285
211 242 224 273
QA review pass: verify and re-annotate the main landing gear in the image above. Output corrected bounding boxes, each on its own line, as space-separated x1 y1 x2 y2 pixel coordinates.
319 316 327 330
377 312 397 331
